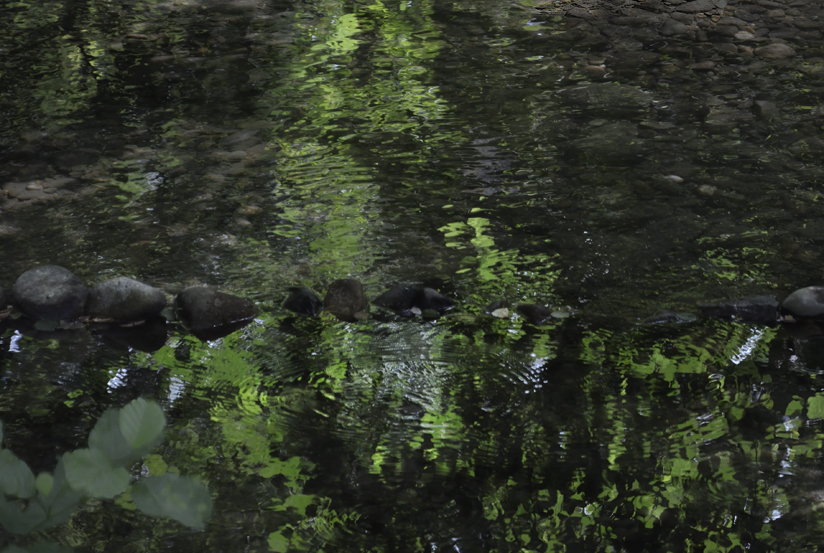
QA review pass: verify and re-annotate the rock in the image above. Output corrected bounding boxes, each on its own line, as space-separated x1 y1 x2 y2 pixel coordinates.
754 43 797 59
12 265 89 321
781 287 824 320
697 295 779 323
374 284 454 317
677 0 716 13
0 286 6 308
175 286 258 340
643 311 698 324
283 286 323 317
516 304 553 326
323 279 368 322
556 83 651 117
661 18 689 36
568 122 645 166
85 277 167 323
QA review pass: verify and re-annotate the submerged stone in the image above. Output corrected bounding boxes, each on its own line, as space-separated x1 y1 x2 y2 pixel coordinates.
697 295 779 323
516 304 553 326
175 286 258 340
324 279 368 322
643 311 698 324
374 284 454 317
85 277 167 323
556 82 651 116
12 265 89 321
781 287 824 320
96 317 169 352
0 286 6 308
283 286 323 317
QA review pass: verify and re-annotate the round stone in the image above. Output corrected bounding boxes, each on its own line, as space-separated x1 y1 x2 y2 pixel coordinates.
12 265 89 321
781 287 824 319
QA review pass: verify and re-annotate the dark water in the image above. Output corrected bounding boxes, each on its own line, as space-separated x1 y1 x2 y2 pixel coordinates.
3 0 824 550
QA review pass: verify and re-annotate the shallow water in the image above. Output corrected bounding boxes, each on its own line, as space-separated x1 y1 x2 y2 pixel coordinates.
3 0 824 550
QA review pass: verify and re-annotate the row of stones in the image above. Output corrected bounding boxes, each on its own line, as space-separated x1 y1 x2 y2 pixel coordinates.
1 265 258 337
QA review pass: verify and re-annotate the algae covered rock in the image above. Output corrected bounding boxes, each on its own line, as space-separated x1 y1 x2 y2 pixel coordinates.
86 277 167 323
324 279 368 322
176 286 258 340
12 265 89 321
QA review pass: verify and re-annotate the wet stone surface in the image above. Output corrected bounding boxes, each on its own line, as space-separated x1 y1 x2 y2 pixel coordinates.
12 265 89 321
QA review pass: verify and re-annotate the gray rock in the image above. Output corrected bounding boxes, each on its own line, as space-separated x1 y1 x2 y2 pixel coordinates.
661 18 690 36
176 286 258 339
556 83 651 117
754 43 796 59
781 287 824 319
324 279 368 322
375 284 454 317
677 0 716 13
12 265 89 321
85 277 167 322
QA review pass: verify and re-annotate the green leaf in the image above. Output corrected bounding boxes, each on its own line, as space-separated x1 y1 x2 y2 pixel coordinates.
132 473 213 529
35 473 53 496
88 409 133 466
0 449 36 498
808 394 824 419
118 399 166 449
63 449 130 499
0 494 47 534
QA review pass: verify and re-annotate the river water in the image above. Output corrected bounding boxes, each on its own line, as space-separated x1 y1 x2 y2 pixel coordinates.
2 0 824 550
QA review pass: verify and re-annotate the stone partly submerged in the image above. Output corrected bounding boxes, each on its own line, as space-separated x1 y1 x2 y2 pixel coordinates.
283 286 323 317
696 295 779 324
374 283 454 317
85 277 168 323
12 265 89 321
781 287 824 321
516 304 554 326
323 279 368 322
175 286 258 340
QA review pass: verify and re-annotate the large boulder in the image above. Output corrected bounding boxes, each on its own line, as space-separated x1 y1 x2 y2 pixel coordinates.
85 277 167 323
175 286 258 340
324 279 368 322
12 265 89 321
781 287 824 320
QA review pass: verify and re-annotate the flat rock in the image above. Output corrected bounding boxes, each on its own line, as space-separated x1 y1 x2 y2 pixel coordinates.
697 295 779 323
754 43 797 59
324 279 368 322
283 286 323 317
677 0 716 13
12 265 89 321
781 287 824 320
176 286 258 339
85 277 167 322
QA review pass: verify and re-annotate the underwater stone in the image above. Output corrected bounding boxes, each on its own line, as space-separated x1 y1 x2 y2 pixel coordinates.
754 43 796 59
85 277 167 323
324 279 368 322
176 286 258 339
697 295 779 323
0 286 6 308
283 286 323 317
375 284 454 316
781 287 824 320
12 265 89 321
516 304 553 326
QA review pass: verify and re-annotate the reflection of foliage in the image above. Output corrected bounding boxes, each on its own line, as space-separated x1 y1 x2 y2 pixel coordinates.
0 398 212 544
